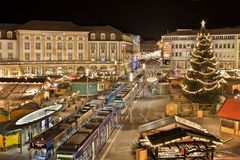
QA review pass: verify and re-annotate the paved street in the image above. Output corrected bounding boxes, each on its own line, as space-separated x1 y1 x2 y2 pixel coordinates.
98 87 171 160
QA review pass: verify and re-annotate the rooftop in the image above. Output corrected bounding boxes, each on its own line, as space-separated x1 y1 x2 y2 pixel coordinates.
163 27 240 36
147 127 222 146
218 99 240 121
19 20 88 31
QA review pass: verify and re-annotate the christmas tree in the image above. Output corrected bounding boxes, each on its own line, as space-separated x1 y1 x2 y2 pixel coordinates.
182 20 224 105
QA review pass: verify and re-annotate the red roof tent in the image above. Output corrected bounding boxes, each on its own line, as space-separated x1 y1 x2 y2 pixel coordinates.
218 99 240 121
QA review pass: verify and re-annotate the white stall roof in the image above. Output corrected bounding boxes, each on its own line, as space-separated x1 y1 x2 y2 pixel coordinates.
16 104 62 125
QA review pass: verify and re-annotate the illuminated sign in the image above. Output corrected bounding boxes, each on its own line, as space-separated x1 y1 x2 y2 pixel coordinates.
163 42 172 57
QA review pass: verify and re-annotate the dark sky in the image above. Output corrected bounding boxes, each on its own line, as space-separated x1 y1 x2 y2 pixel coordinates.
0 0 239 40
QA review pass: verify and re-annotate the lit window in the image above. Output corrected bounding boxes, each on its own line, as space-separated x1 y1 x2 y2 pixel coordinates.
46 43 52 50
7 31 13 38
24 42 30 50
78 43 83 50
35 42 41 50
57 52 62 61
57 43 63 50
46 52 52 61
100 33 106 40
7 42 13 49
8 53 13 60
90 33 96 40
24 53 30 61
67 42 73 50
68 53 73 61
110 33 116 40
79 52 83 60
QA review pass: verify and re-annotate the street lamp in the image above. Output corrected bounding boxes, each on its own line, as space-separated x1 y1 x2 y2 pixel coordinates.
114 60 117 81
129 72 134 123
142 63 146 98
85 68 89 99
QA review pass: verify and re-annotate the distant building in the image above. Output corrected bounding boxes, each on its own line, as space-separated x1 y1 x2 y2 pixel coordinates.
161 27 240 69
0 21 134 78
140 40 157 54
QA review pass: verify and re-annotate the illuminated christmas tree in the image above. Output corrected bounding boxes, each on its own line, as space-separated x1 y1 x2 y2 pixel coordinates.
182 20 224 105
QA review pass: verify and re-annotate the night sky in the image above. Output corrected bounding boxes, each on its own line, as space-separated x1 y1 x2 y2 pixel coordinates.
0 0 239 40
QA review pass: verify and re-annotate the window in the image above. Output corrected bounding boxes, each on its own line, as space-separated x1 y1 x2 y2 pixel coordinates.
171 44 174 49
215 44 218 48
219 44 222 48
7 31 13 38
35 42 41 50
183 44 186 49
8 53 13 60
0 53 2 61
228 44 231 49
110 33 115 40
179 52 182 57
223 44 226 48
24 53 30 61
232 44 235 48
57 42 63 50
78 43 83 50
36 53 41 61
68 53 73 61
100 33 106 40
46 42 52 50
172 53 174 57
0 42 1 50
191 44 194 48
67 42 73 50
179 44 182 49
24 42 30 50
90 43 96 50
175 52 178 57
175 44 178 49
7 42 13 49
90 33 96 40
79 52 83 60
57 52 62 61
221 119 234 128
46 52 52 61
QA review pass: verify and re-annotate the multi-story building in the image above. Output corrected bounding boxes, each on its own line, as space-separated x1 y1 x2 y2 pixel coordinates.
161 27 240 70
0 21 134 78
0 24 21 76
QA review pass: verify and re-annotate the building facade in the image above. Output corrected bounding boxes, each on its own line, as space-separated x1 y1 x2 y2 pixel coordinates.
0 21 134 78
161 27 240 70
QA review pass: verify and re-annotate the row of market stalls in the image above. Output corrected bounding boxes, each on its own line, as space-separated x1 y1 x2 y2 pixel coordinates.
137 116 223 160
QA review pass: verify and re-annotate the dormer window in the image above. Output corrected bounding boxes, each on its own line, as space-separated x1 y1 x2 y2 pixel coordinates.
7 31 13 38
90 33 96 40
110 33 116 40
100 33 106 40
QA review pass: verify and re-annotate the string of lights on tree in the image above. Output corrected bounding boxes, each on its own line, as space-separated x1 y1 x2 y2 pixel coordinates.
182 20 224 104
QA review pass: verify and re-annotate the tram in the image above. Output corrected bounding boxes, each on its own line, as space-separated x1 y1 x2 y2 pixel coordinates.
56 108 121 160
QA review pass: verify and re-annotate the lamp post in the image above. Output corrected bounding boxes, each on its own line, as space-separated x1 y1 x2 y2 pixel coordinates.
86 68 89 99
129 72 133 123
114 60 117 82
142 63 146 98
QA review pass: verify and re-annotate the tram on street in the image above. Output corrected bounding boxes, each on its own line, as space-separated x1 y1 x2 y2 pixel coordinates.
56 107 121 160
29 104 96 160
